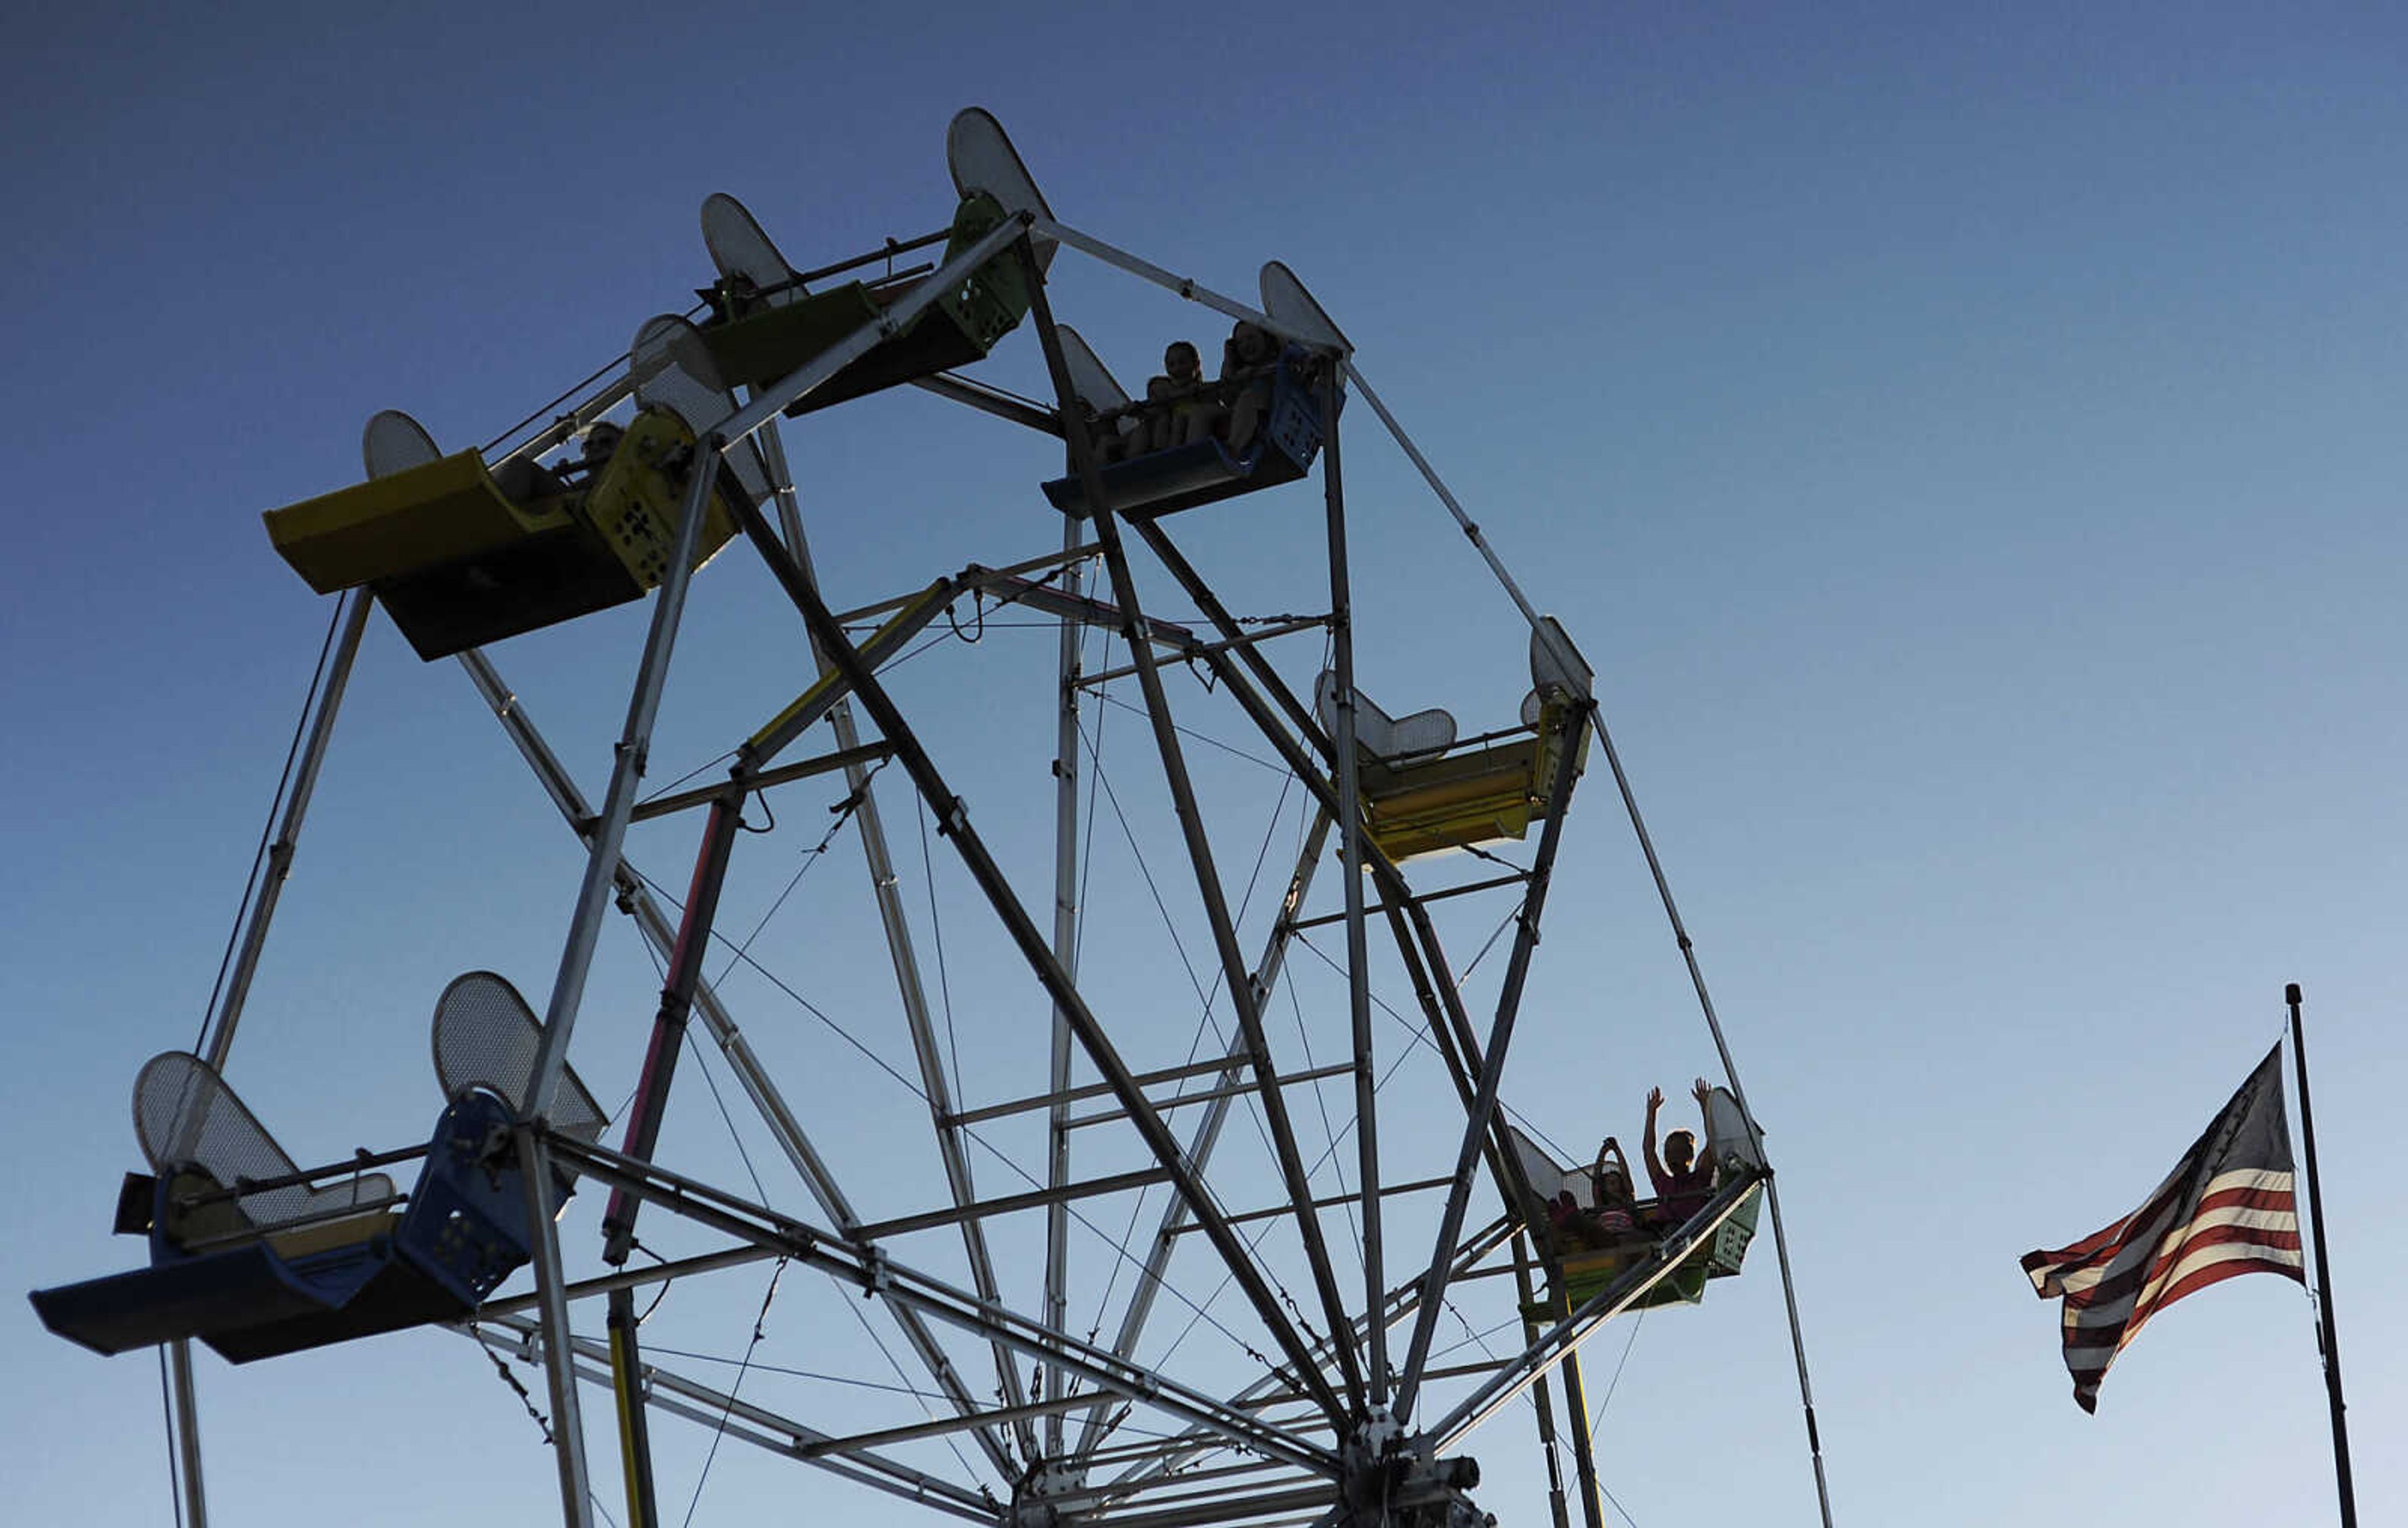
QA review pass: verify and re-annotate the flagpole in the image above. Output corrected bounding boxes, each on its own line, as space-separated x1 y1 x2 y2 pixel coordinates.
2284 982 2355 1528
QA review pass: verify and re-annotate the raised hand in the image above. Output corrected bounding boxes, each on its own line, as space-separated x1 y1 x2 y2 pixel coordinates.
1692 1077 1713 1107
1646 1085 1664 1110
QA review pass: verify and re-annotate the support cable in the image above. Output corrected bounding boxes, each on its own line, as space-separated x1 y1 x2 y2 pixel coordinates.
189 597 346 1054
1586 709 1835 1528
677 1260 788 1528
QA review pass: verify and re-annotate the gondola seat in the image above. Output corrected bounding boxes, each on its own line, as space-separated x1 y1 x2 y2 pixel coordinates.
1316 668 1588 862
1504 1091 1770 1323
1042 348 1336 520
1534 1183 1763 1319
263 406 741 660
31 976 608 1363
699 190 1030 416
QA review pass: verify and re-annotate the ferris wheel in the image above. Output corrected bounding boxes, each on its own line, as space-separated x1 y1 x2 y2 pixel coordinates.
30 109 1833 1528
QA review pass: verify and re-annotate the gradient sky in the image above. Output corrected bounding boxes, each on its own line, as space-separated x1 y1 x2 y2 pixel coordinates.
4 5 2402 1527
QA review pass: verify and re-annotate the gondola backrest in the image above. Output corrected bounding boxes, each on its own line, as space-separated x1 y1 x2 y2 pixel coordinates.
132 1053 398 1234
430 971 608 1145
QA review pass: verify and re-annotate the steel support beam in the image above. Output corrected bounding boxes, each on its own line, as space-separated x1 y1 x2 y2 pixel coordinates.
1045 516 1091 1456
166 1340 208 1528
853 1167 1171 1241
477 1245 776 1317
1023 258 1367 1418
953 1053 1282 1129
1062 1062 1355 1130
518 1128 596 1528
1314 393 1386 1408
1510 1235 1596 1528
721 456 1349 1432
539 1130 1339 1475
520 435 719 1118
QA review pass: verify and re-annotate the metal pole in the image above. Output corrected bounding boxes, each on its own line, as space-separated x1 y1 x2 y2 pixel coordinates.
1318 388 1387 1409
2285 982 2357 1528
167 587 374 1527
596 792 745 1528
166 1339 208 1528
1022 257 1368 1413
1336 361 1546 636
1394 709 1590 1418
605 1287 660 1528
1506 1237 1573 1528
522 434 720 1119
1547 1275 1608 1528
1030 216 1319 348
519 1127 597 1528
203 588 372 1071
1045 521 1090 1457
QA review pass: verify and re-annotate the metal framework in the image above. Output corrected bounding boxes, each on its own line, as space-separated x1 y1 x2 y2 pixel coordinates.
76 110 1830 1528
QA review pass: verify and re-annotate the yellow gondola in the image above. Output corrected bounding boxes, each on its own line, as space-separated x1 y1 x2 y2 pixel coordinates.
1316 628 1592 861
697 190 1030 416
263 406 740 660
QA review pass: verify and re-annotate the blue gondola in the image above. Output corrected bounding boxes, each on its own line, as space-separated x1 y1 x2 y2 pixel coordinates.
31 973 606 1364
1042 348 1339 520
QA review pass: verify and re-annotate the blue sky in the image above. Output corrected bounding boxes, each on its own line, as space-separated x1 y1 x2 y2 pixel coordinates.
4 4 2402 1525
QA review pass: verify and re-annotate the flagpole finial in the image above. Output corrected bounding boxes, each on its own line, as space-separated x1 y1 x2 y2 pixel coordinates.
2286 982 2303 1005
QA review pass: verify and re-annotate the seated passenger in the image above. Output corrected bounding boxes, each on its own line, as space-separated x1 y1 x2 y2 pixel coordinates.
1546 1189 1615 1254
1589 1138 1643 1242
1641 1080 1718 1229
574 420 625 478
490 452 571 504
1220 320 1283 454
1141 340 1218 452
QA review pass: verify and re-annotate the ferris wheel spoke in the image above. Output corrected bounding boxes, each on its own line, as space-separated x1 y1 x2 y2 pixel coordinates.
1073 809 1334 1460
456 647 1026 1478
714 485 1356 1432
1024 267 1373 1419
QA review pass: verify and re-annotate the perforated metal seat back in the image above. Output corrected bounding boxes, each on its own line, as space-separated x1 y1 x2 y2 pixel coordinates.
700 192 798 301
430 972 607 1143
631 313 771 508
362 409 442 480
1056 324 1131 413
947 107 1055 273
132 1053 396 1227
1506 1125 1583 1211
1704 1086 1766 1174
1315 670 1456 761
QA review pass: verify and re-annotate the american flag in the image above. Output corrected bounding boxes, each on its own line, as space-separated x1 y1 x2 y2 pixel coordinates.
2022 1043 2305 1413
